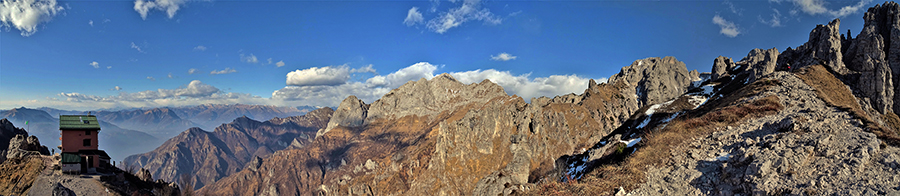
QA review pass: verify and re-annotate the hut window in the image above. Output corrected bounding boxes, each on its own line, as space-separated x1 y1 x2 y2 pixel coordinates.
83 139 91 146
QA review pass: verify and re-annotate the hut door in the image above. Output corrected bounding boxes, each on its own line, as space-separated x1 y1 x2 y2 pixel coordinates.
80 156 87 173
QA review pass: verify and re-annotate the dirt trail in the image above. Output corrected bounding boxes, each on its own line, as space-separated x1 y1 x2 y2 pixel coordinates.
27 155 112 196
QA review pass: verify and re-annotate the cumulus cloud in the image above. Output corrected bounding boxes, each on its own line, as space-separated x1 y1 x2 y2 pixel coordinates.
713 15 740 37
404 0 502 34
210 68 236 75
286 65 352 86
490 53 517 61
167 72 175 78
241 53 258 64
450 70 596 100
90 61 99 68
130 42 145 53
88 20 93 26
133 0 185 20
275 61 285 67
0 0 64 36
273 62 597 107
46 80 273 110
106 66 112 69
403 7 424 26
111 86 122 91
187 68 197 74
146 76 155 81
193 45 206 51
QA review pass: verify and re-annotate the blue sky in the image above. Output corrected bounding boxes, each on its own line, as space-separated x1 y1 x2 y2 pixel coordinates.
0 0 877 110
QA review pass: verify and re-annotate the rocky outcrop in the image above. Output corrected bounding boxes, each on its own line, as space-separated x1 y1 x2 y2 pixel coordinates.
365 73 508 123
738 48 780 82
712 56 736 80
318 96 368 138
123 107 332 190
609 56 696 107
0 119 27 162
779 19 847 74
6 134 49 160
842 2 900 114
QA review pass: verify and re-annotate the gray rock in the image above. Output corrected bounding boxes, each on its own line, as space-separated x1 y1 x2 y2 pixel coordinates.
739 48 780 82
137 168 153 182
711 56 736 80
609 56 696 107
365 73 507 123
6 134 48 160
51 182 75 196
778 19 846 74
318 95 368 138
843 2 900 113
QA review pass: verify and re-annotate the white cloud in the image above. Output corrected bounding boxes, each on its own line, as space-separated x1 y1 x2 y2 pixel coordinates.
187 68 197 74
106 66 112 69
130 42 145 53
25 62 604 110
272 62 600 107
88 20 93 26
0 0 64 36
712 15 740 38
133 0 185 20
403 7 424 26
286 65 352 86
193 45 206 51
490 52 517 61
167 72 175 78
89 61 99 68
786 0 870 18
111 86 122 91
146 76 155 81
450 69 596 100
759 8 783 27
267 58 273 64
210 68 236 75
405 0 502 34
241 53 258 64
275 61 285 67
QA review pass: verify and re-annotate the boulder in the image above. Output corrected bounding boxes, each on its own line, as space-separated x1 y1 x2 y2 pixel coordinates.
51 182 75 196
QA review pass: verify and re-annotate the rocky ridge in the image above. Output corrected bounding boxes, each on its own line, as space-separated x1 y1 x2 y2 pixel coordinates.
198 57 696 195
123 107 333 190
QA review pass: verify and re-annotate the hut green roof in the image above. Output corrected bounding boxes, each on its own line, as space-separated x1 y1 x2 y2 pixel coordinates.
59 115 101 130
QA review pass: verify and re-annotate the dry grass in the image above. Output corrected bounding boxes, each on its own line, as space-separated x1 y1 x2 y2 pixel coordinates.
795 65 900 146
0 157 43 195
527 77 784 195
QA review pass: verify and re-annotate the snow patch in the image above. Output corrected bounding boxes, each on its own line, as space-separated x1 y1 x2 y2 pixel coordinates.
620 137 642 148
636 116 651 129
645 100 674 115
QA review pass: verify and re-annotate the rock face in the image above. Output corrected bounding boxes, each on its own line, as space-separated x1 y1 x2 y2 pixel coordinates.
739 48 780 82
199 65 673 195
123 107 332 190
779 19 847 74
318 96 368 138
609 56 695 107
842 2 900 114
712 56 736 80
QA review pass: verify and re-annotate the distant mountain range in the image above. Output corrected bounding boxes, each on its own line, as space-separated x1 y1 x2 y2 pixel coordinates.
124 107 333 190
1 104 320 161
